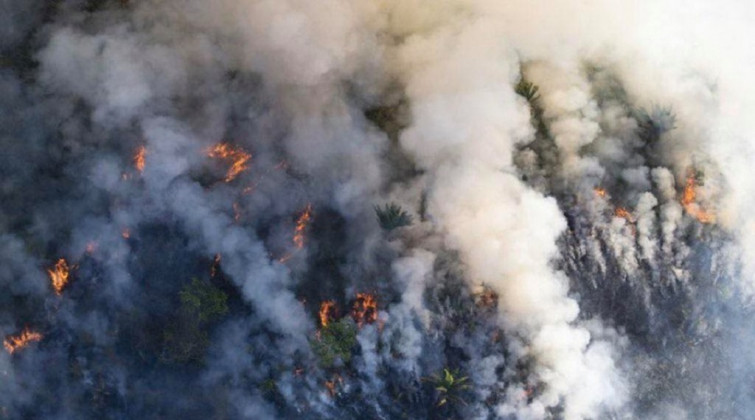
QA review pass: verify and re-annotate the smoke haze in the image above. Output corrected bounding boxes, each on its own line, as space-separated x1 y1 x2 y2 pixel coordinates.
1 0 755 419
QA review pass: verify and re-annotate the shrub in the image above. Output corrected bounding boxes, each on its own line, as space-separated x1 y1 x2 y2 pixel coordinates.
375 203 413 231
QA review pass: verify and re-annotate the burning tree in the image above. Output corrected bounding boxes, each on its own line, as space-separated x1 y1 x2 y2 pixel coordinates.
375 203 412 231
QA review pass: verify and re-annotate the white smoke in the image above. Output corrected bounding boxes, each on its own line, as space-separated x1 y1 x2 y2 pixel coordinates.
3 0 755 418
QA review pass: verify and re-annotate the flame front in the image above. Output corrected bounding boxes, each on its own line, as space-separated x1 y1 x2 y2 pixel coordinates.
351 293 378 328
3 328 42 354
594 187 607 198
133 145 146 172
206 143 252 182
319 300 336 328
48 258 69 295
293 204 313 249
681 175 715 224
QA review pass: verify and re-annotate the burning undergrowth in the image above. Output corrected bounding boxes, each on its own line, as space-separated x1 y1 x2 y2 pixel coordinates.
1 1 755 419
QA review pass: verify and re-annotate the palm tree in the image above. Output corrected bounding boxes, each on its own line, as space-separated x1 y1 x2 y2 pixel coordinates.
375 203 413 231
426 368 471 408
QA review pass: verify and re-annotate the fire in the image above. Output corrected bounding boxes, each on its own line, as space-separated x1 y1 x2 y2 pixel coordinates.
206 143 252 182
681 175 715 224
133 145 146 172
48 258 70 295
324 374 343 397
594 187 607 198
319 300 337 328
4 328 43 354
614 207 634 223
122 228 130 239
476 286 498 309
277 204 314 264
210 254 221 278
293 204 313 249
351 293 378 328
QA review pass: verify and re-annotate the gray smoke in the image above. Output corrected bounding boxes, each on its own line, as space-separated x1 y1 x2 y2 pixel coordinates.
1 0 754 419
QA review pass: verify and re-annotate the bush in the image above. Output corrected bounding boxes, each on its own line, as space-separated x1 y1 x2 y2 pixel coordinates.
426 368 470 408
375 203 413 231
311 318 358 368
179 278 228 323
161 278 228 364
515 79 540 103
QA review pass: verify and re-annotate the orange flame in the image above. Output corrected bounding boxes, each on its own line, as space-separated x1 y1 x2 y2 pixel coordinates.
134 146 146 172
206 143 252 182
681 175 715 224
4 328 43 354
351 293 378 328
594 187 607 198
614 207 634 224
48 258 70 296
319 300 337 328
293 204 313 249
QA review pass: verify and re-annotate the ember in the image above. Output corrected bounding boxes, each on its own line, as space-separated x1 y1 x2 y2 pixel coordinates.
293 204 313 249
133 145 146 172
48 258 70 295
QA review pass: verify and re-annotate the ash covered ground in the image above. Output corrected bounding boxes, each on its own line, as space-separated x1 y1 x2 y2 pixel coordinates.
2 1 755 419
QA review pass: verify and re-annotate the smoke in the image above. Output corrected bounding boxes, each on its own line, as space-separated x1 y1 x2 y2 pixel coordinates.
1 0 754 418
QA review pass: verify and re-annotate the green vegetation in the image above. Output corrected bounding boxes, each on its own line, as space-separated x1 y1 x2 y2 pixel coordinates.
311 318 358 368
375 202 413 231
426 368 471 408
179 277 229 323
514 76 550 142
162 278 228 364
515 79 540 103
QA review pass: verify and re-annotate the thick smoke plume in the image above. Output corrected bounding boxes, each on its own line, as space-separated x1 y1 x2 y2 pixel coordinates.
1 1 754 419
